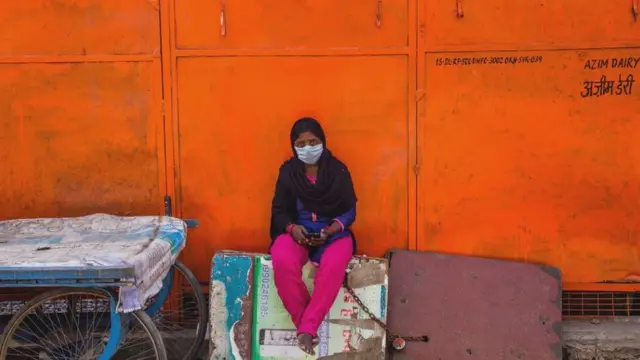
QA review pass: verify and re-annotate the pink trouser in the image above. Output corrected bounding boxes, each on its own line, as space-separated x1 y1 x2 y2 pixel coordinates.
271 233 353 336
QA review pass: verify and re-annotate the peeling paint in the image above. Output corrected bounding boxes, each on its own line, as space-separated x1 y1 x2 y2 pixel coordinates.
230 321 241 360
210 253 254 360
209 280 229 360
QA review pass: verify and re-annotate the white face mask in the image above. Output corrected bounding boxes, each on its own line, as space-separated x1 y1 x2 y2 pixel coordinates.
295 144 323 165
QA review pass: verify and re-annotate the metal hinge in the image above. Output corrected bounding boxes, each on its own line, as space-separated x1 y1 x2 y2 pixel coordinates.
164 195 200 228
456 0 464 18
164 195 172 216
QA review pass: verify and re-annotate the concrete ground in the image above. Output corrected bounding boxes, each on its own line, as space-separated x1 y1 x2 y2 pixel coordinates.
200 317 640 360
563 317 640 360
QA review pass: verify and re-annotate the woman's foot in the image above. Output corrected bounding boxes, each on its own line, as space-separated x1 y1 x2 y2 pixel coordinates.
297 333 316 355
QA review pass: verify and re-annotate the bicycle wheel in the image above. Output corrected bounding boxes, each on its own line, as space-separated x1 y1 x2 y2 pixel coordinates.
146 260 207 360
0 287 167 360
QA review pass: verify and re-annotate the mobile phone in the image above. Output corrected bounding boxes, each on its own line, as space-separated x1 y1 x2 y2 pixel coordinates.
305 232 322 239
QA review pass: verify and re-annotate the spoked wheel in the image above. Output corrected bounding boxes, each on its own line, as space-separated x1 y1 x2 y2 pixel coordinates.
146 260 207 360
0 288 167 360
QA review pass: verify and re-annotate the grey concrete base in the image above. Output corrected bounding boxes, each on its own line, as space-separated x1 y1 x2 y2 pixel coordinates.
563 317 640 360
201 317 640 359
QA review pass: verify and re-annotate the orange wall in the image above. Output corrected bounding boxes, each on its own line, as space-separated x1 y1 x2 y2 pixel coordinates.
166 0 415 281
0 2 165 219
417 0 640 285
1 0 639 287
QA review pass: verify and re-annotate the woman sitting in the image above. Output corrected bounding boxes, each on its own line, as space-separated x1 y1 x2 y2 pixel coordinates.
269 117 357 355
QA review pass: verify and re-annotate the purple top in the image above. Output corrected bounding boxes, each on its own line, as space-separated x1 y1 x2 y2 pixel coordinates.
295 176 356 263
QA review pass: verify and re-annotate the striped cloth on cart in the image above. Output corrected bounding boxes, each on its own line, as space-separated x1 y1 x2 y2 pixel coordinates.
0 214 187 313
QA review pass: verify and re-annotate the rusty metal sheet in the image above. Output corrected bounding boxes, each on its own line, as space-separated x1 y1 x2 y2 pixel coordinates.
386 249 562 360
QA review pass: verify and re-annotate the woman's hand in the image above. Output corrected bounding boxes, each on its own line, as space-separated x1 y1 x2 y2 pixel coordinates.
309 220 342 247
307 229 328 247
291 225 309 246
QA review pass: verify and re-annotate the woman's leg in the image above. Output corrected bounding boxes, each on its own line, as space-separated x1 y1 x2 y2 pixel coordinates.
271 233 311 328
297 236 353 337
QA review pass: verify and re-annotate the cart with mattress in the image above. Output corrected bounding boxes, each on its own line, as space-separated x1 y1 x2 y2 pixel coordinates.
0 214 206 360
